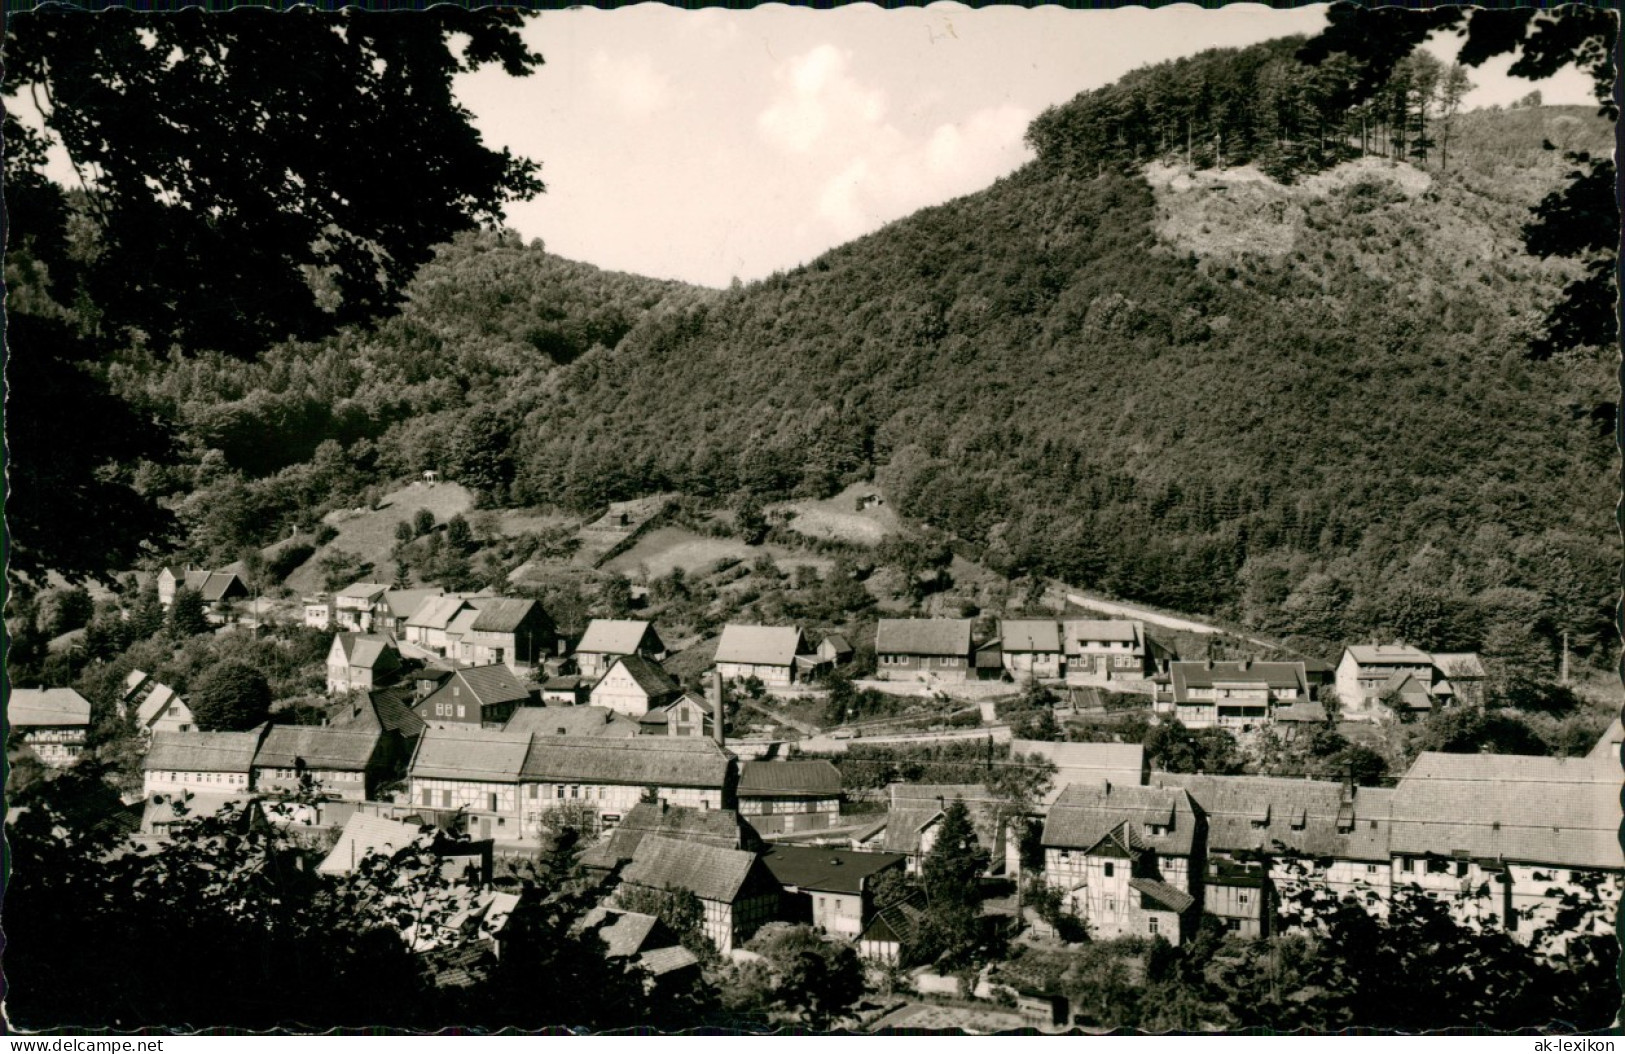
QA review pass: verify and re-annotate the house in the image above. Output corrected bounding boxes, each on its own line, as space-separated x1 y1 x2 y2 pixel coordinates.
303 594 335 629
580 801 762 872
327 684 428 742
443 606 484 663
326 632 404 695
1428 652 1487 707
1152 660 1311 730
142 727 268 797
1008 740 1147 806
736 759 843 835
407 726 532 843
332 581 391 632
973 639 1006 681
252 725 397 801
1040 781 1203 944
638 691 713 739
857 894 927 965
157 566 249 611
518 736 737 837
617 833 781 952
1586 717 1623 762
1386 752 1621 945
581 906 703 992
1151 773 1394 938
540 675 591 706
463 598 557 674
874 619 973 683
865 784 1009 875
999 620 1065 680
1335 644 1438 720
1379 672 1436 716
714 624 807 686
504 705 642 740
379 588 445 636
9 687 93 767
135 683 195 737
416 665 532 729
816 633 854 667
762 845 906 938
404 595 485 655
1062 620 1168 685
591 655 683 717
576 619 666 680
317 812 493 885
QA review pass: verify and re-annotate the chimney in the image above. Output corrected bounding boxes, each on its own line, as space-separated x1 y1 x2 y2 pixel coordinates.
709 672 726 748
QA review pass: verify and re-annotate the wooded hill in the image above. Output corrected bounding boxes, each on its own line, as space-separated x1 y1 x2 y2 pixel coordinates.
113 45 1616 675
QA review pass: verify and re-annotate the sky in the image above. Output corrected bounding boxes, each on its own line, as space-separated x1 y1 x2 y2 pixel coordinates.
454 3 1600 288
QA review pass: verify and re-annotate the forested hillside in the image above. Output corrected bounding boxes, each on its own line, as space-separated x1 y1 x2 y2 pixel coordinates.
110 51 1615 675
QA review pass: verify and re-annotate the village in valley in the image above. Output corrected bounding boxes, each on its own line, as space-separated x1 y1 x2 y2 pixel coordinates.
8 474 1618 1032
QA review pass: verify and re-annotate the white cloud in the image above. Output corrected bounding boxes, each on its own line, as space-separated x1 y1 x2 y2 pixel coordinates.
758 44 887 154
588 51 672 118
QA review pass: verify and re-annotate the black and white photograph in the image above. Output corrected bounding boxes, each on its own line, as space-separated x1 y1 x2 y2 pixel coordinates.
2 0 1619 1036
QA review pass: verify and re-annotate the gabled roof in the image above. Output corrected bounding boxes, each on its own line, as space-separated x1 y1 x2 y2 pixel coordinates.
1009 740 1144 806
504 706 641 739
410 727 532 783
1587 717 1623 762
883 783 1004 856
471 598 547 634
255 726 382 772
578 619 661 656
875 619 972 657
337 581 391 602
184 570 247 603
715 624 804 667
446 607 482 638
334 632 400 670
1153 773 1358 859
1170 661 1308 696
1345 644 1433 666
604 655 682 699
1042 781 1198 856
861 895 926 945
1381 672 1433 710
144 728 265 773
818 633 853 654
1388 752 1621 870
738 759 842 798
1062 620 1142 647
1430 653 1486 680
591 908 662 958
438 665 532 710
383 588 444 621
317 813 426 875
621 834 771 904
520 736 732 787
1130 876 1196 914
406 595 477 630
136 684 188 729
999 620 1062 653
9 687 92 727
123 669 153 700
581 802 754 869
762 845 905 894
329 686 427 738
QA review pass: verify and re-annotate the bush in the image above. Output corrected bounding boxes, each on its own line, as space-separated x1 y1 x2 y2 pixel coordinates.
190 661 272 731
266 542 316 583
313 524 339 546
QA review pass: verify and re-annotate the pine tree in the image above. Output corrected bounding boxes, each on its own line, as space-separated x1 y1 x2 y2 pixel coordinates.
166 587 210 639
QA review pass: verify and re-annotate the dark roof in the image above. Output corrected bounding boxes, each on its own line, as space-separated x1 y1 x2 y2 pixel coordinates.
883 784 1004 856
410 727 532 782
621 834 772 904
580 802 754 870
187 570 248 603
520 736 732 787
1388 752 1620 869
471 598 547 634
504 706 641 739
875 619 972 657
328 686 427 738
819 633 853 654
999 620 1061 653
606 655 681 699
1041 781 1199 856
144 729 265 773
1130 876 1196 914
1170 661 1307 696
1153 773 1364 859
333 632 400 669
860 896 926 945
738 759 842 798
761 845 905 894
255 726 381 771
438 665 531 709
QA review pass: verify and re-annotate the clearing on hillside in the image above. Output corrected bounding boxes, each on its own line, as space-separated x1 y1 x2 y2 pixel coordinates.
280 481 474 595
601 526 833 580
768 483 898 546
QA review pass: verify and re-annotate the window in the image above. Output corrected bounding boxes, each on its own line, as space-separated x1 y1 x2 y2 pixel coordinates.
1239 894 1249 904
1148 917 1159 934
528 785 538 800
1225 919 1241 932
1104 863 1114 878
1367 864 1378 874
1427 858 1451 875
570 786 579 799
597 787 606 800
488 793 499 812
456 705 466 719
557 786 566 799
442 790 452 808
1454 860 1469 879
